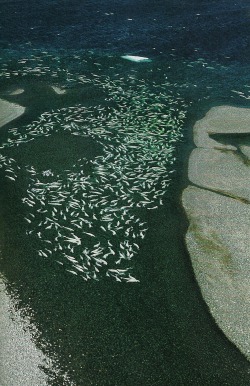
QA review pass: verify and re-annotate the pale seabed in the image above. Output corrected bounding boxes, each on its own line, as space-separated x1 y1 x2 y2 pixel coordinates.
0 51 250 384
0 98 25 129
0 277 50 386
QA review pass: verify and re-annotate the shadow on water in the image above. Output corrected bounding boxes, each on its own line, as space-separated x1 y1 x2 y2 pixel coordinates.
0 80 106 130
0 103 250 385
4 133 103 174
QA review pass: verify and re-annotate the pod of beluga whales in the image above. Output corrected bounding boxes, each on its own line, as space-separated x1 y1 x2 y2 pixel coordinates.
0 76 187 282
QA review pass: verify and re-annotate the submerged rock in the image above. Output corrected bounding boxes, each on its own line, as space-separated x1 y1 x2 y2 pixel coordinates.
51 85 66 95
0 98 25 128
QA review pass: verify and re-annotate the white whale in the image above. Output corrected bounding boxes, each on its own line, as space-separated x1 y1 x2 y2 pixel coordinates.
121 55 152 63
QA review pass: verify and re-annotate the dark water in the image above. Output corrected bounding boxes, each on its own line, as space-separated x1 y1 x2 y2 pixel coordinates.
1 1 250 385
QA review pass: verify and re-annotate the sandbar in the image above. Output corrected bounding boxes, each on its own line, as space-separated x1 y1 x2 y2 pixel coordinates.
0 98 25 128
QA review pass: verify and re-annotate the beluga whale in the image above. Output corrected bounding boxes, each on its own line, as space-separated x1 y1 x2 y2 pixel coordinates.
121 55 152 63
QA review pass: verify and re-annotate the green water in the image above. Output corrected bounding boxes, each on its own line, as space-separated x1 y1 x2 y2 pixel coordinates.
0 52 250 385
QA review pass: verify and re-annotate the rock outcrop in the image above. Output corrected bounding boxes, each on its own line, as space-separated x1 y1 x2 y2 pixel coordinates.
182 105 250 360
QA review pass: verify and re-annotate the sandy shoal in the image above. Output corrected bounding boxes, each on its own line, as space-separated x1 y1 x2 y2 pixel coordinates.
0 98 25 128
0 277 50 385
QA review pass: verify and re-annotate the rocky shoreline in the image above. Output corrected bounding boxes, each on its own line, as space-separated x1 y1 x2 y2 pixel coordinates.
182 105 250 360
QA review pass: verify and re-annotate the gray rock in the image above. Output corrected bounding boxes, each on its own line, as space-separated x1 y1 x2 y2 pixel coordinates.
183 105 250 361
182 186 250 360
239 145 250 160
188 147 250 202
193 105 250 150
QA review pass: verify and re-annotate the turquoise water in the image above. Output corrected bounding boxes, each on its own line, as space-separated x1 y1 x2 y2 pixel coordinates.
1 1 250 384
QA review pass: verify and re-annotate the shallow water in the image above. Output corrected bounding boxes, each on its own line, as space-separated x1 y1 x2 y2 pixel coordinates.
1 1 250 385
